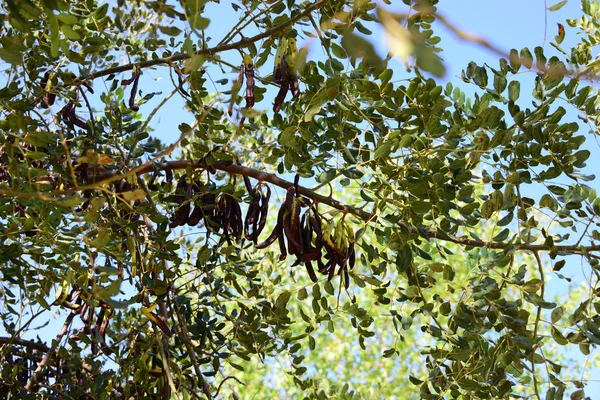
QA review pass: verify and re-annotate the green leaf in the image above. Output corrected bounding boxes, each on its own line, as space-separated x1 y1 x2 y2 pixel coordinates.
492 228 510 242
508 80 520 101
374 140 394 159
159 26 182 36
316 169 336 184
0 35 25 64
184 54 205 73
340 168 363 179
473 66 488 87
87 228 111 250
297 288 308 300
551 306 564 323
520 48 533 69
341 29 384 70
60 24 81 40
56 13 77 25
190 16 210 30
304 103 323 122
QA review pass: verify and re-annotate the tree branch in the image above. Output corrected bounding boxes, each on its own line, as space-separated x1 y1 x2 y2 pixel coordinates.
0 336 94 373
24 311 77 391
86 0 329 81
91 159 600 255
0 337 50 352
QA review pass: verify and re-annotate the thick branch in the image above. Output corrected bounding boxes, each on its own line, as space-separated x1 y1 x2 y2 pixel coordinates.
0 336 94 373
87 0 329 80
0 337 50 352
92 159 600 255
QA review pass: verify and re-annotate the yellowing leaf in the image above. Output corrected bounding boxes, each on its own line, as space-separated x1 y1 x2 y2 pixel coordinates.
556 23 565 44
77 150 99 164
548 0 568 11
96 155 114 165
379 10 413 59
55 196 84 207
184 54 205 73
141 304 173 336
141 304 157 318
120 189 147 202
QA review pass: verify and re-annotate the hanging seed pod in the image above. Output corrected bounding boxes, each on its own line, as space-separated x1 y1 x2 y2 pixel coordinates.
244 182 271 244
243 54 255 109
273 37 301 112
212 194 243 245
169 175 192 228
122 68 142 111
273 37 288 84
40 71 56 108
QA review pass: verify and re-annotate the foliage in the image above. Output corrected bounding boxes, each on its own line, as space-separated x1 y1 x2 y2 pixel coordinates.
1 0 600 398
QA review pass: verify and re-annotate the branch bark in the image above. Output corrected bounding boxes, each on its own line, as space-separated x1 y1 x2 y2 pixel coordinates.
0 336 94 373
24 311 77 391
91 159 600 256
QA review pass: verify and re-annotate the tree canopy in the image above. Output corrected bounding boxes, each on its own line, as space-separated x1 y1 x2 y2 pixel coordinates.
1 0 600 398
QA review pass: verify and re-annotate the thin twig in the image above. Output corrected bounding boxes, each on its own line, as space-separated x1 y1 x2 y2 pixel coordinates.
531 251 544 400
86 0 329 81
214 375 244 399
24 311 77 391
174 308 213 399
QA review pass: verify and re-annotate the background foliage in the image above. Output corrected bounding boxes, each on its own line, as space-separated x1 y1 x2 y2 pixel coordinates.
1 0 600 398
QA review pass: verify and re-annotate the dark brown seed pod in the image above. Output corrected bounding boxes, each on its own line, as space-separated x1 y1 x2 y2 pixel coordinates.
213 195 243 244
60 100 90 130
273 80 290 113
290 77 300 99
305 260 318 282
254 185 271 238
60 101 75 120
230 199 243 241
200 193 216 220
326 260 335 281
343 269 350 289
147 171 159 190
173 175 188 203
174 65 190 97
129 73 140 111
169 175 192 228
165 167 174 185
277 221 287 261
255 223 280 249
244 182 271 243
348 242 355 270
72 116 90 130
308 214 323 249
244 195 261 240
279 57 288 86
169 202 190 228
40 72 50 107
187 206 203 226
243 175 253 195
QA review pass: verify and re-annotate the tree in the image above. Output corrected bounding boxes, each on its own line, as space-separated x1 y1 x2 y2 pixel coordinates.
1 0 600 398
